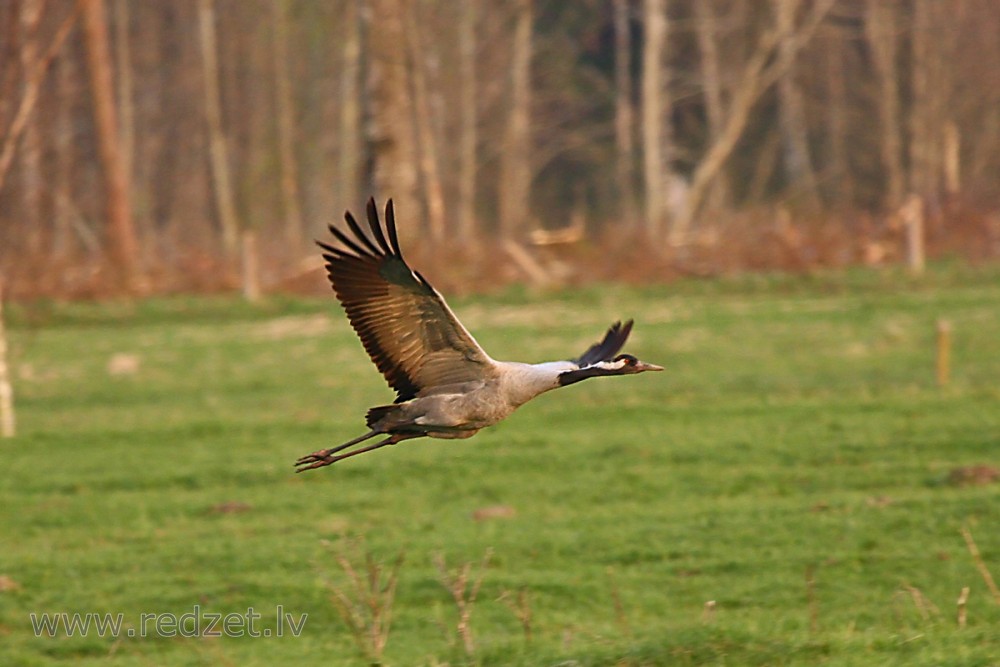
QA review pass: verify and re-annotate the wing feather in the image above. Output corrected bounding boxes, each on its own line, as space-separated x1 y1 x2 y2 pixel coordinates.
319 198 495 402
572 320 634 367
343 212 381 256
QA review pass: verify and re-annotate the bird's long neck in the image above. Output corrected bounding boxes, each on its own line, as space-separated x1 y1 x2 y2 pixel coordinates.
557 360 627 386
496 360 574 406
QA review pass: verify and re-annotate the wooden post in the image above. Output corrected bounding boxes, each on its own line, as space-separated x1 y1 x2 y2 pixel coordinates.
0 280 15 438
902 194 925 275
944 121 961 196
936 319 951 388
241 228 261 303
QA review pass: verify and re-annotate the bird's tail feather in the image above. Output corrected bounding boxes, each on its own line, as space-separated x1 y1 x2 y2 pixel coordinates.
365 404 398 429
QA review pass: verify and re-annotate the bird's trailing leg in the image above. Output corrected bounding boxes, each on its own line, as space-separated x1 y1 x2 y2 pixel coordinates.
294 432 417 472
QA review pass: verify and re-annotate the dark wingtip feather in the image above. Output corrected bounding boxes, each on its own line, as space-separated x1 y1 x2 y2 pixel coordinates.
366 198 392 254
385 199 402 257
343 212 380 256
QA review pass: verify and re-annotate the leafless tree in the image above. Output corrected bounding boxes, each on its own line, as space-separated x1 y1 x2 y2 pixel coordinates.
458 0 478 241
2 0 1000 295
367 0 420 226
641 0 668 236
339 0 363 212
673 0 835 242
79 0 140 287
405 0 447 242
865 0 904 207
694 0 728 211
773 0 820 208
197 0 240 256
272 0 304 249
19 0 44 254
499 0 533 239
613 0 636 226
113 0 135 237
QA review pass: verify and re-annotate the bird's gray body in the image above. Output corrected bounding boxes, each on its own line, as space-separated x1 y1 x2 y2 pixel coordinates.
368 360 577 438
295 199 662 471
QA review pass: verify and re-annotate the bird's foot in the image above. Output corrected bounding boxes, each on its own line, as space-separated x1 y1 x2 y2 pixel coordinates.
294 449 338 472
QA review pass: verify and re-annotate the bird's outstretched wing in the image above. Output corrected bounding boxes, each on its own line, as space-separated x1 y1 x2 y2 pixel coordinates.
318 198 495 402
572 320 634 367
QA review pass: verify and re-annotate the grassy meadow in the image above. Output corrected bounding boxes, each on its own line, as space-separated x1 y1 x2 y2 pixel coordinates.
2 265 1000 665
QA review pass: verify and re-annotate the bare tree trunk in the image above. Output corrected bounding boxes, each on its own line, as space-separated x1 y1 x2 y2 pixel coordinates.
54 31 77 256
865 0 904 207
272 0 304 249
613 0 636 226
79 0 140 288
197 0 240 256
773 0 820 208
694 0 728 211
368 0 419 223
824 24 850 207
909 0 930 198
909 0 946 202
499 0 533 239
0 6 79 195
675 0 834 236
339 0 362 210
405 2 446 243
641 0 666 237
0 280 13 438
113 0 135 234
458 0 477 241
19 0 43 255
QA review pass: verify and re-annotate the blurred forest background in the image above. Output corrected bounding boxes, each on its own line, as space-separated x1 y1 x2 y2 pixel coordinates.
1 0 999 299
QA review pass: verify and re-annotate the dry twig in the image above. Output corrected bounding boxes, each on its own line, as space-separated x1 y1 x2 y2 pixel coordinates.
498 588 533 645
606 566 632 638
961 525 1000 605
805 564 819 633
434 547 492 656
321 539 404 665
957 586 970 628
900 583 940 621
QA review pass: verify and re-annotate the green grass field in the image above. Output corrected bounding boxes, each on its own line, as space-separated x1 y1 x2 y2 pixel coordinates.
2 265 1000 666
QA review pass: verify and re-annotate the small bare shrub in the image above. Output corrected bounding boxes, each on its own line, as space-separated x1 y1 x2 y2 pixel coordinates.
497 587 533 645
320 539 404 665
434 547 492 657
606 566 632 639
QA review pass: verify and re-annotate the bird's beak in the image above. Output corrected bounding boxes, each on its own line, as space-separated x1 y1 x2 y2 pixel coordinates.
637 362 664 372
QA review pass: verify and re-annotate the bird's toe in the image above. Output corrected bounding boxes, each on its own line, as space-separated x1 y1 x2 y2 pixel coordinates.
294 450 334 472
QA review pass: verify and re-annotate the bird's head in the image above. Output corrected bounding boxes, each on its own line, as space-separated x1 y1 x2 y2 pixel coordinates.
608 353 664 374
557 353 664 386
